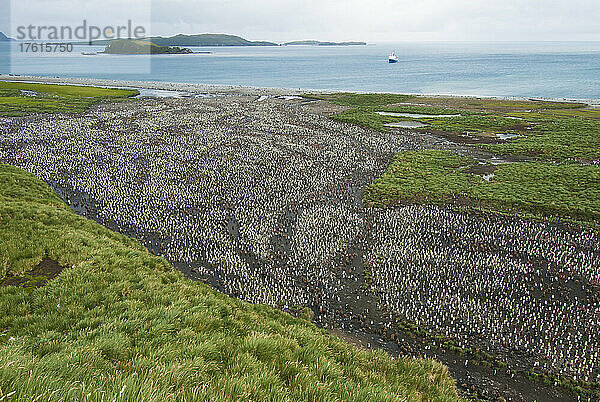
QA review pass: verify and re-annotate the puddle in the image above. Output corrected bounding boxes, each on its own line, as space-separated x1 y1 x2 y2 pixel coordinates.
483 173 495 181
504 116 523 120
278 95 304 101
464 164 497 176
377 112 461 118
496 133 521 140
384 121 428 128
489 157 506 165
256 95 269 102
20 90 37 97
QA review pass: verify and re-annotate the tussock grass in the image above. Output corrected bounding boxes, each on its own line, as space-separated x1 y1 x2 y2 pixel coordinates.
312 91 600 162
484 116 600 162
414 97 587 113
0 164 461 401
0 81 138 116
303 93 415 108
364 150 600 225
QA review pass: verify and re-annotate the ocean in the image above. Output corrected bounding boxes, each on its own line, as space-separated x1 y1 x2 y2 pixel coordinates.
1 41 600 100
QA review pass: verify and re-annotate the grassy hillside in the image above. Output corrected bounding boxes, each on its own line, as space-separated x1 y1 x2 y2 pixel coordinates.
0 81 138 116
149 34 278 47
0 164 460 401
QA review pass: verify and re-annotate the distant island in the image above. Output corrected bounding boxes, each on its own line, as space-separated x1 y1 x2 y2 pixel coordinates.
103 39 193 55
89 34 278 47
149 34 278 47
2 31 366 47
0 32 14 41
283 40 367 46
86 34 366 47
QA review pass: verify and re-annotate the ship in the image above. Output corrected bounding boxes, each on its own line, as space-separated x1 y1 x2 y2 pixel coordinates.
388 51 398 63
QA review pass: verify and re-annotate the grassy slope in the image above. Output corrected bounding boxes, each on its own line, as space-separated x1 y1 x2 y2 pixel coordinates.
0 81 138 116
364 150 600 224
0 164 460 401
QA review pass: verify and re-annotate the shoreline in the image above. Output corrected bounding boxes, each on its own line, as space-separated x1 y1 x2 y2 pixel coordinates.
2 74 600 105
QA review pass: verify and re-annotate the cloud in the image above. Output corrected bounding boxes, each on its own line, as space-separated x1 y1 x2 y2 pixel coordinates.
4 0 600 41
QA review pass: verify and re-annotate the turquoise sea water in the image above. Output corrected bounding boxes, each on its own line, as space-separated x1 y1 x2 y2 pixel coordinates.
1 41 600 99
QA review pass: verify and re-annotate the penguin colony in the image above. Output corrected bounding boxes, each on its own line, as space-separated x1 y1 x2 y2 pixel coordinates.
1 94 598 382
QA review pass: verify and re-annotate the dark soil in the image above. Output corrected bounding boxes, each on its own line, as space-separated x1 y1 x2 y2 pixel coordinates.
416 128 506 145
463 164 498 175
1 258 65 288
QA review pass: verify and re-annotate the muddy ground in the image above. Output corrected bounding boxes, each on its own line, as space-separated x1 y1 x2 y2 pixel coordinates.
1 258 65 288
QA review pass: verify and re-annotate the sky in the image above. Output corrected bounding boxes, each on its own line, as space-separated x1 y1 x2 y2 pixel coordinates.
3 0 600 42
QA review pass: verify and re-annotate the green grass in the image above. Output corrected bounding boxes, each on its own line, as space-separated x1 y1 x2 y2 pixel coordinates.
415 97 587 113
424 115 525 133
364 150 600 224
335 107 600 162
539 108 600 119
396 320 506 370
329 104 529 138
460 99 587 111
364 151 480 205
332 108 391 131
311 92 600 162
0 164 461 401
303 93 415 107
484 116 600 161
0 81 138 116
527 370 600 399
379 105 471 116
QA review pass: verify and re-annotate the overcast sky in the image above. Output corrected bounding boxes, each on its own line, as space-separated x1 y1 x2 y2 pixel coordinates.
4 0 600 42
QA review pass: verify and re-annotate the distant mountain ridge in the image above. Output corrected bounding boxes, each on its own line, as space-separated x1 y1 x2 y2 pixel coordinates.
87 34 278 47
284 40 366 46
149 34 278 47
83 34 365 47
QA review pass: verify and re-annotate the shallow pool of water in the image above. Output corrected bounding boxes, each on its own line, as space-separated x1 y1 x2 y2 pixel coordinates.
384 121 428 128
20 90 37 96
496 133 521 140
278 95 305 101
